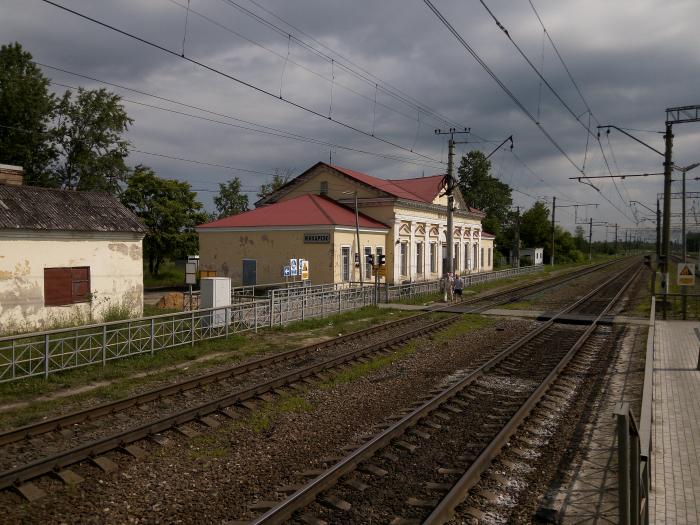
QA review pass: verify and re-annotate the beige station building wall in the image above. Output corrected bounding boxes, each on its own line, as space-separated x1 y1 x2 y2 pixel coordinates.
0 231 143 331
199 227 388 286
198 163 495 286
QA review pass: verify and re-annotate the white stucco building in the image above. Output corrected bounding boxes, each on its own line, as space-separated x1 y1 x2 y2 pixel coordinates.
0 166 147 331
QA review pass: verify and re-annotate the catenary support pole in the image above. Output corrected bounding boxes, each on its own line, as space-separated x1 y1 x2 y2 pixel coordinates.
551 196 556 265
656 198 661 265
661 123 673 295
514 206 520 267
589 217 593 261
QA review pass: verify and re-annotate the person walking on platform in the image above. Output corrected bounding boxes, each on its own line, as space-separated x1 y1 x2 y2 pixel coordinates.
446 272 455 302
453 274 463 303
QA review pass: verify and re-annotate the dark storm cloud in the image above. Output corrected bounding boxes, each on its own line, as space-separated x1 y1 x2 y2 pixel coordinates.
2 0 699 238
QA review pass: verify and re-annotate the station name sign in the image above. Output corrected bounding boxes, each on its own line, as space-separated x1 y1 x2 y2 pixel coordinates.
304 232 330 244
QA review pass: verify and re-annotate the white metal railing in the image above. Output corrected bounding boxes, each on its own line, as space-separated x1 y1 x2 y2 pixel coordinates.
0 264 542 383
617 296 654 525
385 264 544 301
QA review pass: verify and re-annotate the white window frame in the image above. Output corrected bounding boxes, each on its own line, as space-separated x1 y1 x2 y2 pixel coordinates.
400 241 408 276
341 245 351 282
364 246 373 280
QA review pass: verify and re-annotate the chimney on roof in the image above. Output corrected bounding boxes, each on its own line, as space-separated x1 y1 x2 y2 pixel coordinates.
0 165 23 186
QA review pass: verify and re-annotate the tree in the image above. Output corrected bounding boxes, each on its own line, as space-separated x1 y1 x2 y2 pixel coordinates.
574 225 587 252
257 168 294 200
51 87 132 193
120 166 209 276
457 150 513 240
520 201 551 258
0 42 56 185
214 177 249 219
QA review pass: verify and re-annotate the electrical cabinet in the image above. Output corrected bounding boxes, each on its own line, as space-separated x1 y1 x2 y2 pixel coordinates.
200 277 231 328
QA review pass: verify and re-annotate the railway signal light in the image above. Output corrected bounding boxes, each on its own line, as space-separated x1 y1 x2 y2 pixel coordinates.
378 254 386 266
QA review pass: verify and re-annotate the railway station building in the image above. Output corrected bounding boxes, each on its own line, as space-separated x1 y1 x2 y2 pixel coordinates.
197 162 494 286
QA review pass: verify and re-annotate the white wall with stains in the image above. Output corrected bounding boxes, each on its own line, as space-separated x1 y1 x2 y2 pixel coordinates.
0 230 144 332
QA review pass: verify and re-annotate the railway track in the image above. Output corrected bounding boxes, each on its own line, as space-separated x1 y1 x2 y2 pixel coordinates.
0 258 626 501
244 262 641 524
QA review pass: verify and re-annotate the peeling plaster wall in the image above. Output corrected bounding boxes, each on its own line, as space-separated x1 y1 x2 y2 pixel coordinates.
0 231 143 331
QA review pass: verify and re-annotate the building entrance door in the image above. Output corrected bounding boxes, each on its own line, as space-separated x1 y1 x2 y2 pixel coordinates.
242 259 256 286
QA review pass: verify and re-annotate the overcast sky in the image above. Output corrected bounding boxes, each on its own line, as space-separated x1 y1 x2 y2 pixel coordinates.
3 0 700 241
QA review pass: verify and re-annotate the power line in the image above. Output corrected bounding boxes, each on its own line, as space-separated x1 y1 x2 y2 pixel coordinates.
167 0 439 132
421 0 584 174
223 0 468 132
479 0 596 138
44 72 442 169
527 0 596 125
0 122 285 178
39 0 444 166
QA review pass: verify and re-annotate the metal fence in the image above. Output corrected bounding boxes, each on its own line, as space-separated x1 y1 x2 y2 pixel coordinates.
0 265 543 383
384 265 544 302
654 292 700 320
616 296 654 525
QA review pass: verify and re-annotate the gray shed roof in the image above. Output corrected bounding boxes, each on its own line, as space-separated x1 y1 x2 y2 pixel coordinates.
0 185 147 234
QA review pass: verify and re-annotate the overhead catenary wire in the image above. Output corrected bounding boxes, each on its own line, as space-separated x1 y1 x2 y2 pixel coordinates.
227 0 470 132
478 0 598 140
527 0 597 125
39 0 444 166
422 0 584 174
167 0 438 131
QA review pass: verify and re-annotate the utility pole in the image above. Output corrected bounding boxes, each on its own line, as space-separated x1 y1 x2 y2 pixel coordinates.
514 206 521 268
589 217 593 261
435 128 470 283
354 191 363 287
656 199 661 264
615 223 619 254
551 196 556 266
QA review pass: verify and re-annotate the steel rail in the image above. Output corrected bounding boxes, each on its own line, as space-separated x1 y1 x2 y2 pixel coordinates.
424 265 643 524
0 259 619 447
0 312 437 446
0 316 460 491
249 261 640 525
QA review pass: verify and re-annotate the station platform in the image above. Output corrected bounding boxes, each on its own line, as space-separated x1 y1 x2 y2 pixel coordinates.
651 321 700 523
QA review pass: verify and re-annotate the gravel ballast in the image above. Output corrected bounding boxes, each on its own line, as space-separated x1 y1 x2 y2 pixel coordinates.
3 316 536 523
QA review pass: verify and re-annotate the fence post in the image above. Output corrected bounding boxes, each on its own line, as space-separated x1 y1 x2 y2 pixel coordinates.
302 295 305 321
617 404 631 525
102 323 107 366
225 306 230 337
150 318 155 355
338 290 342 313
190 310 195 347
44 333 49 379
631 432 640 525
254 303 258 333
269 295 274 328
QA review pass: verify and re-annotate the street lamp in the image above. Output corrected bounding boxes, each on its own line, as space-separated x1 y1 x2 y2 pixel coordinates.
673 162 700 262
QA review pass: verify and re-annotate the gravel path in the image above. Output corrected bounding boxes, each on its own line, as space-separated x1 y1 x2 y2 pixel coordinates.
1 317 537 523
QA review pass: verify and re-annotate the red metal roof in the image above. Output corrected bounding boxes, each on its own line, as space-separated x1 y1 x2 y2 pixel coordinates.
482 231 495 239
328 164 483 214
199 193 389 229
330 164 448 203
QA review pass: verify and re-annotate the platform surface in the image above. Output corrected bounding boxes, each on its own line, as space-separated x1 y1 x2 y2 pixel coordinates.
651 321 700 523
